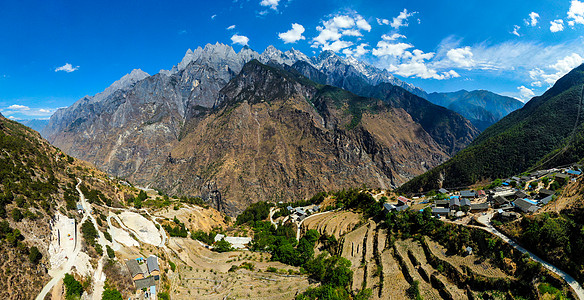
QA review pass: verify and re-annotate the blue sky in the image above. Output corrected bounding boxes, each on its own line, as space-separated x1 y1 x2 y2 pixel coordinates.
2 0 584 120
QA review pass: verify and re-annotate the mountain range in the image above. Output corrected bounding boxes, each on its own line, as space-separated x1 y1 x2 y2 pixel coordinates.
400 63 584 192
42 43 479 214
426 90 524 131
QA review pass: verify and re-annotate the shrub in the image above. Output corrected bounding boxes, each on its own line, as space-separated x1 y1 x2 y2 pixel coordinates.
29 246 42 264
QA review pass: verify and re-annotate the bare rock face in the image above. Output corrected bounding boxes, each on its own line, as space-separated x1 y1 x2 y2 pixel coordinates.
154 61 448 214
43 44 473 214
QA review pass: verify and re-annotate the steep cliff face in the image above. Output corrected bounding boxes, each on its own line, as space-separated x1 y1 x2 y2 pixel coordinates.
289 63 480 155
43 43 254 183
154 61 448 214
43 44 457 214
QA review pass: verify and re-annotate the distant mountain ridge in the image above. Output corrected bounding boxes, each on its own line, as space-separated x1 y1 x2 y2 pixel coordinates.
18 119 50 133
427 90 524 131
42 43 477 213
400 63 584 193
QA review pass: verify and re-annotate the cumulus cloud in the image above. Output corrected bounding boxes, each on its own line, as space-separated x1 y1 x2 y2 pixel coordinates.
391 9 417 29
1 105 56 119
526 12 539 26
550 19 564 32
55 63 79 73
355 16 371 31
518 86 535 101
529 53 584 85
389 50 459 80
511 25 521 36
7 104 30 111
447 47 475 68
372 41 413 57
376 18 390 25
227 25 236 30
343 43 370 57
278 23 306 43
323 40 353 52
568 0 584 26
312 13 373 51
231 34 249 46
260 0 279 10
381 33 406 41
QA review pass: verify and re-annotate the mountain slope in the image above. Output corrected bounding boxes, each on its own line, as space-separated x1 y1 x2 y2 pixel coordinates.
152 60 448 214
18 119 50 133
288 62 480 155
400 64 584 192
0 114 130 299
427 90 524 131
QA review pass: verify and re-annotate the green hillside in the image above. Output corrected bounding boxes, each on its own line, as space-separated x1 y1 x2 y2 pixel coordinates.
400 64 584 192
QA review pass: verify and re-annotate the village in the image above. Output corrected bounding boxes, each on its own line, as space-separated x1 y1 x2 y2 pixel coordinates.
382 165 583 223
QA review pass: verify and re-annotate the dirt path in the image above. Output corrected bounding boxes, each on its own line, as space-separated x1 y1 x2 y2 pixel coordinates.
476 212 584 299
269 207 278 229
77 178 110 300
36 180 90 300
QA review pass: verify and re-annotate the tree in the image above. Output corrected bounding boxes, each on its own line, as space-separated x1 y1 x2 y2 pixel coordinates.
106 245 115 259
63 273 83 299
11 208 23 222
213 238 232 253
101 288 122 300
29 246 42 264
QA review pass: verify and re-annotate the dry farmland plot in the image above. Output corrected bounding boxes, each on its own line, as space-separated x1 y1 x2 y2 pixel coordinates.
426 239 510 279
302 211 363 238
379 248 409 299
166 238 311 299
395 239 467 299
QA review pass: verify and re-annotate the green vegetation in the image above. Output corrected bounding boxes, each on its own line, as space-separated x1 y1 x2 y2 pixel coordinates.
191 230 217 245
501 211 584 283
81 219 98 247
63 273 83 299
101 288 123 300
169 260 176 272
29 246 42 264
163 216 188 238
213 238 233 253
79 184 111 206
400 64 584 192
106 245 115 259
158 292 170 300
406 280 422 300
236 201 272 225
297 254 363 300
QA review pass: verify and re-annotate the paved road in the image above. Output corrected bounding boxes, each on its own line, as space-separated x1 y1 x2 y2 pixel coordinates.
476 213 584 299
36 180 89 300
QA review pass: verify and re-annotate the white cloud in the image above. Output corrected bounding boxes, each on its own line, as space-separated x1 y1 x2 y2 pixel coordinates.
372 41 413 57
211 14 217 19
529 53 584 85
391 9 417 29
518 86 535 101
260 0 279 10
376 18 390 25
312 13 372 51
227 25 236 30
278 23 306 44
355 16 371 31
526 12 539 26
55 63 79 73
511 25 521 36
381 33 406 41
1 105 56 118
231 34 249 46
322 40 353 52
390 50 459 80
447 47 475 68
7 104 30 111
550 19 564 32
342 29 362 37
568 0 584 25
354 43 369 57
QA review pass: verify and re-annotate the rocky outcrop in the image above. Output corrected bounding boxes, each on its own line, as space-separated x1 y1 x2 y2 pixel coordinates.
43 44 468 214
154 61 448 214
